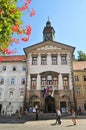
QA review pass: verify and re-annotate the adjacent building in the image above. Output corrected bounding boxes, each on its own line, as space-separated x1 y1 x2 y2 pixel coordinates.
73 61 86 111
0 56 26 115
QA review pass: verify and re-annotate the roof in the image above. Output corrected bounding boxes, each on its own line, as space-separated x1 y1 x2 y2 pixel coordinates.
73 61 86 70
0 55 26 62
24 40 75 54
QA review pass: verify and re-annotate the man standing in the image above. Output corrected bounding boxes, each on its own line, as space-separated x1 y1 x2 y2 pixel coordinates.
55 108 61 124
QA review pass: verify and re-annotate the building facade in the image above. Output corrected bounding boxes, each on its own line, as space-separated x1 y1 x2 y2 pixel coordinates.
73 61 86 112
0 56 26 115
24 20 75 113
0 20 75 115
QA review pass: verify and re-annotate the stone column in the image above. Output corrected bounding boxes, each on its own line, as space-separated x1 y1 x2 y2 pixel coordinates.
37 74 41 90
38 53 41 65
58 73 63 89
47 53 51 65
69 73 72 90
58 53 61 65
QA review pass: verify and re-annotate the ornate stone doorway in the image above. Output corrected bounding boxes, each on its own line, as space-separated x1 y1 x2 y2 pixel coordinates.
45 95 55 112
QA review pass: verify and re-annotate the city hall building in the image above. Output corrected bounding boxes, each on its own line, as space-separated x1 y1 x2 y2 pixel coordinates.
0 20 75 115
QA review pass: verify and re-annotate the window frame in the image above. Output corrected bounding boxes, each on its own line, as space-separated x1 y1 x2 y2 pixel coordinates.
31 76 37 89
52 55 58 65
41 55 47 65
32 56 37 65
61 55 67 64
63 75 69 88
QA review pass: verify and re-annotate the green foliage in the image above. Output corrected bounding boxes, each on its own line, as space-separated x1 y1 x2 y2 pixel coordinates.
77 50 86 61
0 0 22 54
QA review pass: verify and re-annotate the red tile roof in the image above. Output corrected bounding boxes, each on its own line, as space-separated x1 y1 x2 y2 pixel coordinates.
73 61 86 70
0 55 26 62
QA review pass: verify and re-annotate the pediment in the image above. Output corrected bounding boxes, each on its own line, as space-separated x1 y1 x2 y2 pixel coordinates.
36 45 69 51
24 40 75 54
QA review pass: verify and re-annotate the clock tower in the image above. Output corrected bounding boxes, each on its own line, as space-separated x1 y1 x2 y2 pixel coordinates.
43 19 55 41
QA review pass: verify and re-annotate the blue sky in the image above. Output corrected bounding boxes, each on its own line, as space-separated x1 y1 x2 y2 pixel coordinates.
10 0 86 58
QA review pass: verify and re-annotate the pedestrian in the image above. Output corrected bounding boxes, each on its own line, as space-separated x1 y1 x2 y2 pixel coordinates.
35 108 39 120
55 108 61 125
18 109 22 119
71 109 76 125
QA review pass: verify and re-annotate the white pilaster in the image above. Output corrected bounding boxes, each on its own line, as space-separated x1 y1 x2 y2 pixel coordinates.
69 73 72 89
67 53 70 65
58 53 61 65
58 73 63 89
37 74 41 90
47 53 51 65
38 54 41 65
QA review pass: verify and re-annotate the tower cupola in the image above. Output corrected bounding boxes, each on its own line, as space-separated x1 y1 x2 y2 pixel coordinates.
43 19 55 41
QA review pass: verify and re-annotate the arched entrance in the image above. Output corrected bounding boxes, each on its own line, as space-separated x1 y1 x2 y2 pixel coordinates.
29 95 40 108
45 95 55 113
59 94 72 112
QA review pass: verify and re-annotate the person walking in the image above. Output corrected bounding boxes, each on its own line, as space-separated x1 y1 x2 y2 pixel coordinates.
55 108 61 125
72 109 76 125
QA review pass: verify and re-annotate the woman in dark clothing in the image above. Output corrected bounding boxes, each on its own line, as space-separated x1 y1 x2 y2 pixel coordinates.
35 109 39 120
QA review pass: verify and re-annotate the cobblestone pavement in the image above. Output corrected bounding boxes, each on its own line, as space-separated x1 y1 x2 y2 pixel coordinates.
0 119 86 130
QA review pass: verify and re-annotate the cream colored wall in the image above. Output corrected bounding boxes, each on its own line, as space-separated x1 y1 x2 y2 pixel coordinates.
74 71 86 111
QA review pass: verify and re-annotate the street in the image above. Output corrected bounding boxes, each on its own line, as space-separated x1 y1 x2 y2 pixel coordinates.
0 118 86 130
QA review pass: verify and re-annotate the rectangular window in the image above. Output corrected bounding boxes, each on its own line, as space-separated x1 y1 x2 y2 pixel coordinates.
83 76 86 81
9 91 14 98
20 91 24 98
74 76 79 81
11 78 15 85
53 77 58 86
3 66 6 71
41 56 47 65
21 78 25 84
31 76 37 89
41 77 46 86
52 55 57 65
22 67 26 71
13 66 16 71
32 57 37 65
84 102 86 110
0 78 4 84
76 87 80 95
61 55 67 64
63 76 69 88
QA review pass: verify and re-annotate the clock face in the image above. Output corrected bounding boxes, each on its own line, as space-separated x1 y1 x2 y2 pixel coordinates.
47 28 51 32
46 33 51 38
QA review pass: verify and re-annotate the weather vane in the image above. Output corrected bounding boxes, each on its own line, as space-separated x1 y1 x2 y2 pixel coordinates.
48 16 50 21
